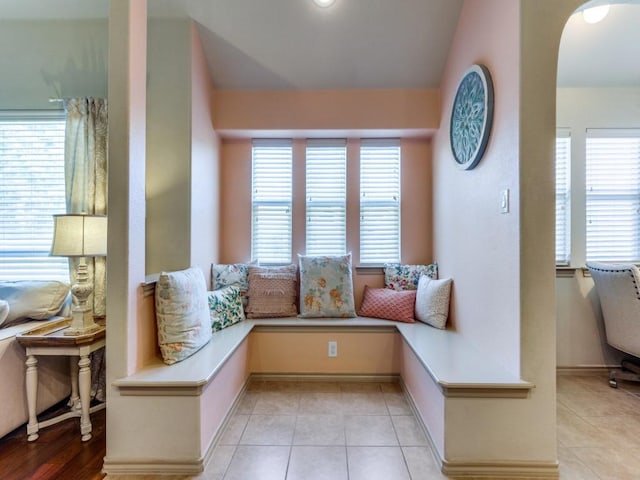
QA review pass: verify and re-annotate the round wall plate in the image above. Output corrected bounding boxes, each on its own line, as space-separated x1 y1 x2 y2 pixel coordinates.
449 64 494 170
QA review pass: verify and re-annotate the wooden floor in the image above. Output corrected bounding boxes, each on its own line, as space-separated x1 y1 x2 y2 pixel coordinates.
0 400 105 480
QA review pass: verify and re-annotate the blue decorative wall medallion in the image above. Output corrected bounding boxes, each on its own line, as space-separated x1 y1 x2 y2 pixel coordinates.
449 64 494 170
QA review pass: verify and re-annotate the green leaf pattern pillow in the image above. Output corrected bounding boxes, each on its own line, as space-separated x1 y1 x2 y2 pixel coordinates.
208 285 245 332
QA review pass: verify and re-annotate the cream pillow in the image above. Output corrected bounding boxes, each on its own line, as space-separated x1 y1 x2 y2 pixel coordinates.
155 267 212 365
414 275 452 329
0 280 70 326
0 300 9 327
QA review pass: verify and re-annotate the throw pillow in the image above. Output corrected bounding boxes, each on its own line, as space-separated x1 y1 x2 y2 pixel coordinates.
0 280 70 326
358 286 416 323
155 266 212 365
208 285 245 332
245 264 298 318
384 263 438 290
414 275 452 329
298 253 356 318
211 262 254 306
0 300 9 327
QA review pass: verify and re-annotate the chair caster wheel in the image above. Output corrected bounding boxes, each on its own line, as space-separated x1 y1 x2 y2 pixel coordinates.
609 379 618 388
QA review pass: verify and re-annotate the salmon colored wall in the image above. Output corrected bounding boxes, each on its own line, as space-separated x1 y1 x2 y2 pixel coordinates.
219 137 433 308
248 330 401 374
213 89 440 136
190 22 221 287
200 338 250 451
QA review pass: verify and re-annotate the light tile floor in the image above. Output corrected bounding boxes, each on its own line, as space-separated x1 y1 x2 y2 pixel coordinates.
106 374 640 480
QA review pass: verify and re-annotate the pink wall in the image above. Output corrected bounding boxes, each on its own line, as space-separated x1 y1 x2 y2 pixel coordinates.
432 0 520 371
248 331 401 374
190 22 221 288
213 89 440 136
219 136 432 308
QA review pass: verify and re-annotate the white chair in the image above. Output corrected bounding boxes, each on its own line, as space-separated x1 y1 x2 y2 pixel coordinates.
586 262 640 388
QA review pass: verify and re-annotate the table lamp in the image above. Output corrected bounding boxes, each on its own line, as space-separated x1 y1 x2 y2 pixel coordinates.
51 213 107 335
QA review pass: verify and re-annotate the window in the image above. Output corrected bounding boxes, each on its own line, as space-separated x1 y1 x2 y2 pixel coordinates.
555 130 571 265
251 139 293 264
0 113 68 281
359 139 401 265
586 129 640 262
305 139 347 256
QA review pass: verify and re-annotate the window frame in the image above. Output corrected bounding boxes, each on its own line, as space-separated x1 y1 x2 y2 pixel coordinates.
250 139 293 265
585 128 640 263
359 138 401 266
555 129 571 266
304 139 347 257
0 111 69 281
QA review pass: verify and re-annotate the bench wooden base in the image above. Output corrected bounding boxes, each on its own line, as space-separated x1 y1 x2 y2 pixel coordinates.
105 318 555 478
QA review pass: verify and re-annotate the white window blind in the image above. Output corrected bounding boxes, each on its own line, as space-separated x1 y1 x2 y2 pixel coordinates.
251 140 293 264
305 139 347 256
0 113 69 281
359 139 401 265
586 129 640 262
555 131 571 265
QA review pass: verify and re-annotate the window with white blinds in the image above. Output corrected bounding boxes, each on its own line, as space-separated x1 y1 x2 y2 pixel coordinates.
555 131 571 265
305 140 347 256
0 113 69 281
251 140 293 264
586 129 640 262
359 139 401 265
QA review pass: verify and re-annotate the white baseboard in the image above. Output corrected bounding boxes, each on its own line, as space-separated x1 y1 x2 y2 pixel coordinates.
249 372 401 383
102 458 203 475
441 460 559 478
556 366 613 376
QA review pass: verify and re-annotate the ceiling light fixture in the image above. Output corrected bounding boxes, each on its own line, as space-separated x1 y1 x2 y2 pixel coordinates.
313 0 336 7
582 4 610 23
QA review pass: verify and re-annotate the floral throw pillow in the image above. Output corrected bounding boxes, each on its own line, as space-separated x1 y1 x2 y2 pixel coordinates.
298 254 356 318
211 262 253 306
208 285 246 332
155 267 212 365
384 263 438 290
359 286 416 323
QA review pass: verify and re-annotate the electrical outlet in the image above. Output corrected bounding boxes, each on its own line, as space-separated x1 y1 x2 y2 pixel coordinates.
328 341 338 357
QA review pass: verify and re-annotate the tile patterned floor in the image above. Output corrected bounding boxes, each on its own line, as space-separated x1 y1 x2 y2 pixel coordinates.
106 374 640 480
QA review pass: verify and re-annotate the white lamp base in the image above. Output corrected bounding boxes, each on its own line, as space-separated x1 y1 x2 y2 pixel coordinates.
65 308 101 336
64 261 101 336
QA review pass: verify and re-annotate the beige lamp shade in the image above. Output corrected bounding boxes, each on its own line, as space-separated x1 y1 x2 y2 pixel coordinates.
51 214 107 257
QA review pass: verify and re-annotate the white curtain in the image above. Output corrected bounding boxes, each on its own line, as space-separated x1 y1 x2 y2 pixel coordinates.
64 97 108 401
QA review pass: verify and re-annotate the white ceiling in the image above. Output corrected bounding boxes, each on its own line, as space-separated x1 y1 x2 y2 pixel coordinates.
0 0 639 89
558 2 640 87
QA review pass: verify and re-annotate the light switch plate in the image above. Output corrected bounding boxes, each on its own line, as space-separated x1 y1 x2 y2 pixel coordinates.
501 189 510 214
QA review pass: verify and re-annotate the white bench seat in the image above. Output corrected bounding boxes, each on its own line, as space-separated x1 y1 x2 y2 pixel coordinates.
114 317 532 398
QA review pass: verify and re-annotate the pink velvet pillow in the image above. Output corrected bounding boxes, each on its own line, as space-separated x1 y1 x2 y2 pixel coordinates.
358 286 416 323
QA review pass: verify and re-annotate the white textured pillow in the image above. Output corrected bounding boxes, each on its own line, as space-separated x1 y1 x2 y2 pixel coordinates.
155 267 212 365
414 276 452 329
0 300 9 327
0 280 70 326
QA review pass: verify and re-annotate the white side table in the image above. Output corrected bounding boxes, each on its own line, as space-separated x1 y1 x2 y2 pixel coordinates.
16 318 106 442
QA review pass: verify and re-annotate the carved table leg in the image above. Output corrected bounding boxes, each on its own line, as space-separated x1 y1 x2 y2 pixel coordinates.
69 356 80 410
25 355 39 441
78 354 92 441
